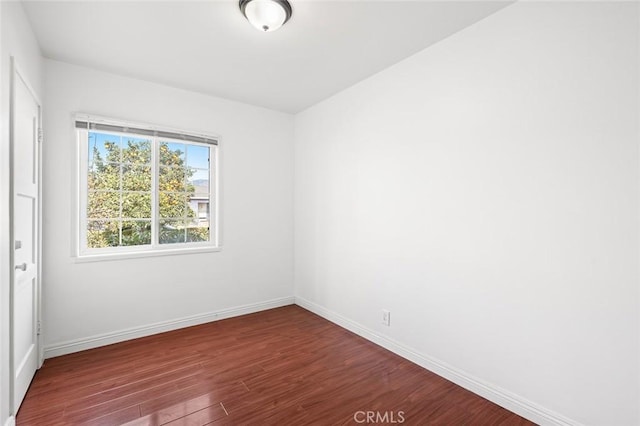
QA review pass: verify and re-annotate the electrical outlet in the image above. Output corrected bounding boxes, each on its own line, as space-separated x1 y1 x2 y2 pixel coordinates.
382 309 391 326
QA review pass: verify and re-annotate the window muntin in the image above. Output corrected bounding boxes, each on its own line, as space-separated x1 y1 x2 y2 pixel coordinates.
77 118 218 257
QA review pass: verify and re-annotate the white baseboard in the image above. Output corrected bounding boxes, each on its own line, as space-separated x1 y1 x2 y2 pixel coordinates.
44 296 295 358
4 416 15 426
295 296 581 426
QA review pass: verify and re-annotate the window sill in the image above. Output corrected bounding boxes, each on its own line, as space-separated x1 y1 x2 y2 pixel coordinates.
74 246 222 263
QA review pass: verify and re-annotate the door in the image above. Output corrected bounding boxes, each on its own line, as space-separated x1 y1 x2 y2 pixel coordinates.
10 60 41 412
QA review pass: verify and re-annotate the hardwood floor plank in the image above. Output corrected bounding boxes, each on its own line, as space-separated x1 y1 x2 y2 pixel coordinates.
138 381 248 419
17 306 534 426
162 404 226 426
80 405 141 426
28 353 206 398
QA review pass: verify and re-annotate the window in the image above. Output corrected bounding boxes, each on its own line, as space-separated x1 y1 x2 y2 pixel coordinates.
76 117 219 258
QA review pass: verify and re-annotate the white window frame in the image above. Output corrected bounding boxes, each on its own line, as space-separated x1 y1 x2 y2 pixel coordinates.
74 115 221 262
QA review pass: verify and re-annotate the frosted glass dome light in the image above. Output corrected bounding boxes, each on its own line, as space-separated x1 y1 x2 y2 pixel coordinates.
240 0 292 32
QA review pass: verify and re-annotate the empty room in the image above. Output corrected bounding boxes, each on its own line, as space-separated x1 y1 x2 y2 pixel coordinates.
1 0 638 425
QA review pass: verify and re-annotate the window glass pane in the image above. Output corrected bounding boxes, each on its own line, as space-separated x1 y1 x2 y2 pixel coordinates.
159 220 187 244
122 137 151 164
187 226 209 243
159 193 188 218
159 166 186 191
87 220 120 248
188 168 209 196
185 197 199 222
87 191 120 219
121 221 151 246
122 192 151 219
197 201 209 216
122 165 151 191
89 163 121 191
187 197 209 223
88 132 121 165
187 144 209 170
159 142 185 166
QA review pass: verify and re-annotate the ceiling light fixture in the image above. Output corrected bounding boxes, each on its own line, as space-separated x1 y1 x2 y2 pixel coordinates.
239 0 292 32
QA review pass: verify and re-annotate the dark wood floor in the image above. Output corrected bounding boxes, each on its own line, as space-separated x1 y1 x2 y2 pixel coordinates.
17 305 534 425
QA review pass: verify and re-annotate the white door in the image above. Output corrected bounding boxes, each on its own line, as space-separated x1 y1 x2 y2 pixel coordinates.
11 61 41 412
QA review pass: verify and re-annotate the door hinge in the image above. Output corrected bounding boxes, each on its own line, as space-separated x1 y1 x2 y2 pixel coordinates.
37 321 41 336
38 128 43 143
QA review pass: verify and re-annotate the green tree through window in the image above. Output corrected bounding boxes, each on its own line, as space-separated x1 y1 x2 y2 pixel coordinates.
87 132 210 248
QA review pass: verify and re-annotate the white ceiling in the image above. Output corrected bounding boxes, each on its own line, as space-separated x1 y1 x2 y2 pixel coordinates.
22 1 511 113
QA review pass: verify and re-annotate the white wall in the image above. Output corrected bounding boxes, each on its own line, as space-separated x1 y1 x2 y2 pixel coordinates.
0 2 44 424
42 60 294 352
294 2 639 425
